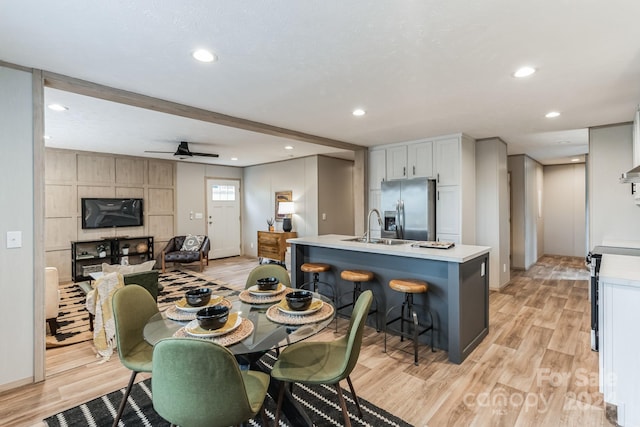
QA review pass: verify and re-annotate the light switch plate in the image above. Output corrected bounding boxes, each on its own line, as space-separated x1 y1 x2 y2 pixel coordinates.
7 231 22 248
195 212 203 219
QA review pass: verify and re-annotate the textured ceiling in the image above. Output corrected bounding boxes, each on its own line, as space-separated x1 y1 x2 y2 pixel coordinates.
2 1 639 166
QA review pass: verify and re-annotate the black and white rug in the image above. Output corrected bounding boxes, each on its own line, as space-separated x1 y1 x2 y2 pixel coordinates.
43 351 413 427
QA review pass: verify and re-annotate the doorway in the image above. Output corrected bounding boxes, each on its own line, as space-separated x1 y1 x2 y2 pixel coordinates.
206 179 241 259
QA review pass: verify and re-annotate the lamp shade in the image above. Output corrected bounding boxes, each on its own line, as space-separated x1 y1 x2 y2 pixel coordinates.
278 201 295 232
278 201 295 215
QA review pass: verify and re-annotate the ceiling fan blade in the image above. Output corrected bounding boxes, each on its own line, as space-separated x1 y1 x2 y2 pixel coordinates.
190 152 219 158
144 150 174 154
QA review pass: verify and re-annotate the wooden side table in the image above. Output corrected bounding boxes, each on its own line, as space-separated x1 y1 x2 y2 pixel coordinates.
257 231 297 262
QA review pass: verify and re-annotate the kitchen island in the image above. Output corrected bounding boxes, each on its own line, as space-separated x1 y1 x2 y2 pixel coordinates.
288 234 491 364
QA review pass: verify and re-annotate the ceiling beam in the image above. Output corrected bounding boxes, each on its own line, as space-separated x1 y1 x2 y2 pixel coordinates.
43 71 366 152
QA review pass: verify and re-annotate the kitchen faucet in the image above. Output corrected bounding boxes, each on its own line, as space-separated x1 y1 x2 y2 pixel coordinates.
367 208 383 243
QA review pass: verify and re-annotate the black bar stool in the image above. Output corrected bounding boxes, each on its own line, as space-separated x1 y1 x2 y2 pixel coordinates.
384 278 434 365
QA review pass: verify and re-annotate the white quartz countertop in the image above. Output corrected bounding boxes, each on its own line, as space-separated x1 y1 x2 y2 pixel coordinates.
287 234 490 263
599 254 640 287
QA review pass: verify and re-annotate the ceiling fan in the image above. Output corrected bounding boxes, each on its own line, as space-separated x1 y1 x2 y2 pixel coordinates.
145 141 219 158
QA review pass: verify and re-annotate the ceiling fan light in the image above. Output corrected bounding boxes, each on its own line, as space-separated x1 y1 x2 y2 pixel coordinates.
352 109 366 116
545 111 561 118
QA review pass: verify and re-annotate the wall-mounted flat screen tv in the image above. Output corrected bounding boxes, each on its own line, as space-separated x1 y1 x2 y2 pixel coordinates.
81 198 144 229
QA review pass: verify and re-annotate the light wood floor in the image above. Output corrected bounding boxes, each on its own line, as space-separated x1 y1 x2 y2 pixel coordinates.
0 255 613 426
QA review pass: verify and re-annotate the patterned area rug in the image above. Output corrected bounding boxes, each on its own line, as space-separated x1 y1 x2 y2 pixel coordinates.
45 281 94 348
46 270 237 349
43 351 413 427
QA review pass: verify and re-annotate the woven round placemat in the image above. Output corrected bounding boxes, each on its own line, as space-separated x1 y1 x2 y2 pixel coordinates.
239 287 294 304
173 317 254 346
266 302 335 325
166 298 233 321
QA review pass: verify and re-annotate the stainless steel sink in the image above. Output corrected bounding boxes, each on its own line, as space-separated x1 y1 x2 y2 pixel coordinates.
342 237 411 245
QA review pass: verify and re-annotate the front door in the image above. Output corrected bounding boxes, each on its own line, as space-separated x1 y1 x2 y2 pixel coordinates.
206 179 241 259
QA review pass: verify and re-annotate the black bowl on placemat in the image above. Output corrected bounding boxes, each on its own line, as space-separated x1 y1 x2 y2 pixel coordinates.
256 277 279 291
196 305 229 330
185 288 212 307
286 290 313 311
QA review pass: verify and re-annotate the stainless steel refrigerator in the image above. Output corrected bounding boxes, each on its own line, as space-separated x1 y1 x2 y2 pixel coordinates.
380 177 436 241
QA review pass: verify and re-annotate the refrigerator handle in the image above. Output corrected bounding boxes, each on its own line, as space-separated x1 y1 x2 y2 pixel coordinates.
398 200 405 239
395 201 401 239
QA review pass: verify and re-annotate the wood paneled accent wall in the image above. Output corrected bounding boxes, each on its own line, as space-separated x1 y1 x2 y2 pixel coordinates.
45 148 176 281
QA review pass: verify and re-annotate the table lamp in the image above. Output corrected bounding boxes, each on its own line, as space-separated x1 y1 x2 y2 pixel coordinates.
278 201 295 232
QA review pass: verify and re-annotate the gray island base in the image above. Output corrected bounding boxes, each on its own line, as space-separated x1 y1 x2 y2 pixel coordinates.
289 234 491 364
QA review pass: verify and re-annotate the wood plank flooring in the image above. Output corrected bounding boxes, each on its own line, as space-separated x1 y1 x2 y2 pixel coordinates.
0 255 613 426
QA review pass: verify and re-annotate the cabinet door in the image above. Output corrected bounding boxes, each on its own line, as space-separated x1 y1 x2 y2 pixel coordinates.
408 141 433 178
435 137 460 185
436 185 460 235
369 149 386 190
386 146 408 180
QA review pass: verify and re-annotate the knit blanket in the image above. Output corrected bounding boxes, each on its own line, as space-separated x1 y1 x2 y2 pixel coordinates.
86 272 124 361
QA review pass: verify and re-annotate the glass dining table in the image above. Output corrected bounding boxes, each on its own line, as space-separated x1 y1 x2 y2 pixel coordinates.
144 291 334 354
143 289 335 426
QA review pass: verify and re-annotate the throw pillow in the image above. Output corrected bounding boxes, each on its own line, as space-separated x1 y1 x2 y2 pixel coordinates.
102 260 156 275
181 234 205 251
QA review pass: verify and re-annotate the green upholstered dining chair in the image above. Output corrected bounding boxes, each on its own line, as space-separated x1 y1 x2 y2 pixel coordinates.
151 338 271 427
245 264 291 289
111 284 158 427
270 290 373 427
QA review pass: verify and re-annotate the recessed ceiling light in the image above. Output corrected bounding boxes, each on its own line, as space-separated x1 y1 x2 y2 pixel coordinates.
47 104 68 111
513 66 536 78
192 49 216 63
545 111 561 118
352 109 366 117
231 157 238 161
571 158 580 162
284 145 294 150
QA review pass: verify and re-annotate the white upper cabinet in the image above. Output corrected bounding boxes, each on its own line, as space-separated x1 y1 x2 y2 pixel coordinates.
369 149 386 190
435 137 460 186
408 141 433 179
385 140 434 180
386 145 408 180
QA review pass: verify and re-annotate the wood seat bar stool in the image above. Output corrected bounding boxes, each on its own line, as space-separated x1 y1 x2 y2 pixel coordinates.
337 269 380 332
299 263 333 293
384 278 435 365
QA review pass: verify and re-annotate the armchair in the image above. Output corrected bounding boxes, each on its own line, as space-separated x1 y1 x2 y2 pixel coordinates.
161 235 210 273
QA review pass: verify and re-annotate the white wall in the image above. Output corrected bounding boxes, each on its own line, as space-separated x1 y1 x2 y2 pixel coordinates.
589 123 639 247
543 163 586 257
0 66 35 389
176 162 242 236
476 138 510 288
243 157 319 257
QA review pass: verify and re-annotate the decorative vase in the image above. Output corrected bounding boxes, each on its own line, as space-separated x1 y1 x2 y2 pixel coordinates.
269 225 275 232
283 218 292 232
122 248 129 255
99 251 106 258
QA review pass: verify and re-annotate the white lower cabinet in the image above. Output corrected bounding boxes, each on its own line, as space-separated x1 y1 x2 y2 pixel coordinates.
599 254 640 427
